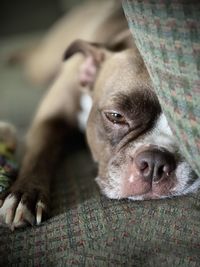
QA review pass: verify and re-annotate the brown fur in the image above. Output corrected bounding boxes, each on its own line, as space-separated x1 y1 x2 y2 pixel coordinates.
0 1 135 227
1 1 193 229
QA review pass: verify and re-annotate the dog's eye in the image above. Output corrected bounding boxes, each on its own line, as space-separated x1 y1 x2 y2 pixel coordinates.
104 112 126 124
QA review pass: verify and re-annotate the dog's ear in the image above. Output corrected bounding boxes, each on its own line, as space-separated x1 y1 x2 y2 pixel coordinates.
63 39 108 88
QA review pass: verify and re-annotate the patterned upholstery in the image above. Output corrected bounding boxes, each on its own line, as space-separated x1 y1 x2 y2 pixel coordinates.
122 0 200 177
1 151 200 266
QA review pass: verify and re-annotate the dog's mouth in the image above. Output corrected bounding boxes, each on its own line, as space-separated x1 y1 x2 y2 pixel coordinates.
96 173 177 200
128 190 171 200
120 169 177 200
96 151 198 200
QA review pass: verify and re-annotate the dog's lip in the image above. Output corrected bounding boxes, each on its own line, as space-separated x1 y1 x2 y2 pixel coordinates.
129 190 165 200
142 191 163 199
127 181 175 199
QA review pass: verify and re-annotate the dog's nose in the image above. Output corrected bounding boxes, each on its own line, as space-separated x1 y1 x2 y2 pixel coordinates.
135 149 176 183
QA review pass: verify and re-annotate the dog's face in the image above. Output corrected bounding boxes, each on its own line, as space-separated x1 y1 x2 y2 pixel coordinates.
86 50 199 200
64 41 198 200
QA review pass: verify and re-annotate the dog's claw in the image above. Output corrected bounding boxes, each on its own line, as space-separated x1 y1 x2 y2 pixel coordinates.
36 201 45 225
13 205 23 225
0 193 45 229
3 195 16 225
12 202 35 227
5 208 14 225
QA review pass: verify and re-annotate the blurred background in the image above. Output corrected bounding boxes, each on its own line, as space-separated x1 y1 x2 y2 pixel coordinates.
0 0 83 37
0 0 83 134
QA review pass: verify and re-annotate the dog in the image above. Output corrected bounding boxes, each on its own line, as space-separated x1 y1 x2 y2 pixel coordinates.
0 1 199 230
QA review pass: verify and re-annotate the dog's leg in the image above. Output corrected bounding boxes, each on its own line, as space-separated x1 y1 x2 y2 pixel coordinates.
0 55 82 229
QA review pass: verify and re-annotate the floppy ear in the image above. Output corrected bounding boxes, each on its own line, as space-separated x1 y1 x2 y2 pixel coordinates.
63 39 107 88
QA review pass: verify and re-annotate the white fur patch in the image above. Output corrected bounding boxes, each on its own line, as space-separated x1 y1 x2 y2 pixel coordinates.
145 113 177 153
78 93 92 131
0 195 17 226
173 162 192 193
0 194 35 228
182 178 200 195
0 195 16 213
128 195 146 201
129 174 134 183
95 176 121 199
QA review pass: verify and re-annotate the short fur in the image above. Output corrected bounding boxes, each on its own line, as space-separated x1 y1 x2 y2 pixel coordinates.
0 1 198 230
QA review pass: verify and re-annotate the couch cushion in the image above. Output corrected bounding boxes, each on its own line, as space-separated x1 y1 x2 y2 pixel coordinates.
0 150 200 266
123 0 200 177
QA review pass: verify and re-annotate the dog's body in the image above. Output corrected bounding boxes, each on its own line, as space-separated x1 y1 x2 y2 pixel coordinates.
0 1 199 229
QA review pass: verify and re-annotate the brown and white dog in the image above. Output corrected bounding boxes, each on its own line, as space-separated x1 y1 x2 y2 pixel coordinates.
0 1 199 230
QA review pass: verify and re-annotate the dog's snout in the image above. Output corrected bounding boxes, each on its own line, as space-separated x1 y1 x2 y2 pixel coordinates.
135 149 176 183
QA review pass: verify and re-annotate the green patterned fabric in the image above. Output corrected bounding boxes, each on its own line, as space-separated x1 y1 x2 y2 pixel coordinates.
122 0 200 177
1 150 200 266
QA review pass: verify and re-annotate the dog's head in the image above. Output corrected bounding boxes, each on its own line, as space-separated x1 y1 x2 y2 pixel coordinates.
64 39 199 200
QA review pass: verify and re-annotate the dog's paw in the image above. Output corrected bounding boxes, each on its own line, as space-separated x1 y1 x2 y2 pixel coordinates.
0 183 48 230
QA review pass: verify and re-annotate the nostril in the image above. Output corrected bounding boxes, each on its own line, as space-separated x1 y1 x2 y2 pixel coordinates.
138 160 148 171
135 156 153 180
153 165 165 182
163 164 173 176
153 154 176 182
158 165 165 176
153 162 175 183
134 148 176 183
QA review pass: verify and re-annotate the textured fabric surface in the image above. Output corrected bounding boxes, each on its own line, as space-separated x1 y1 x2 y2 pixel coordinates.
123 0 200 177
0 150 200 266
0 31 200 267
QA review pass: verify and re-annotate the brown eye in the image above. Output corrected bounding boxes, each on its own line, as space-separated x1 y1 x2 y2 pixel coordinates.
105 112 126 124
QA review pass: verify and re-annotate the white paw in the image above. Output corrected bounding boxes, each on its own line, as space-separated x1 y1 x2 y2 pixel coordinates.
0 194 45 230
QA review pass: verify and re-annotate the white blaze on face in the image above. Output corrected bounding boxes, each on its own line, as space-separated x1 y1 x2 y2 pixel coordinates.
125 112 179 162
131 113 200 198
145 113 177 153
